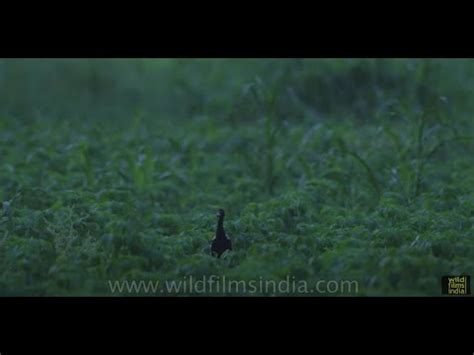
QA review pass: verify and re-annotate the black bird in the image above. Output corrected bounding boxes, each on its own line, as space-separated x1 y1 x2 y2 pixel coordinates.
210 209 232 258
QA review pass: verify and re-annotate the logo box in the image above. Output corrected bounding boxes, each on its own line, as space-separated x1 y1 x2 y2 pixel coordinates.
441 275 471 295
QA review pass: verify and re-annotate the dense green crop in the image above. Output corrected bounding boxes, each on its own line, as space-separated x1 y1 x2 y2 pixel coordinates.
0 59 473 296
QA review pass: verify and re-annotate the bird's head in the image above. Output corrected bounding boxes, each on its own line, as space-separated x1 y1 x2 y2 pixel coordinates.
216 209 225 218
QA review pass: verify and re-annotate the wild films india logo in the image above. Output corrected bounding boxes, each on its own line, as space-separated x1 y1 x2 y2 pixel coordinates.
441 275 471 296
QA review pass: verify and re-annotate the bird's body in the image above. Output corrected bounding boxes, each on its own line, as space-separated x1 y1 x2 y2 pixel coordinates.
211 209 232 258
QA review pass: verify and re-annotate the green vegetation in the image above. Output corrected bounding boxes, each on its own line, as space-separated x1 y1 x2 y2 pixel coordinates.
0 59 473 296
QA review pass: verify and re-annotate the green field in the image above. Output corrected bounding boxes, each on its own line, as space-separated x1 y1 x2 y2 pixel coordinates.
1 59 473 296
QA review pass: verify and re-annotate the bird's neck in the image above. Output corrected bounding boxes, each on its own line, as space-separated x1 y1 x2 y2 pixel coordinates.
216 217 225 239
